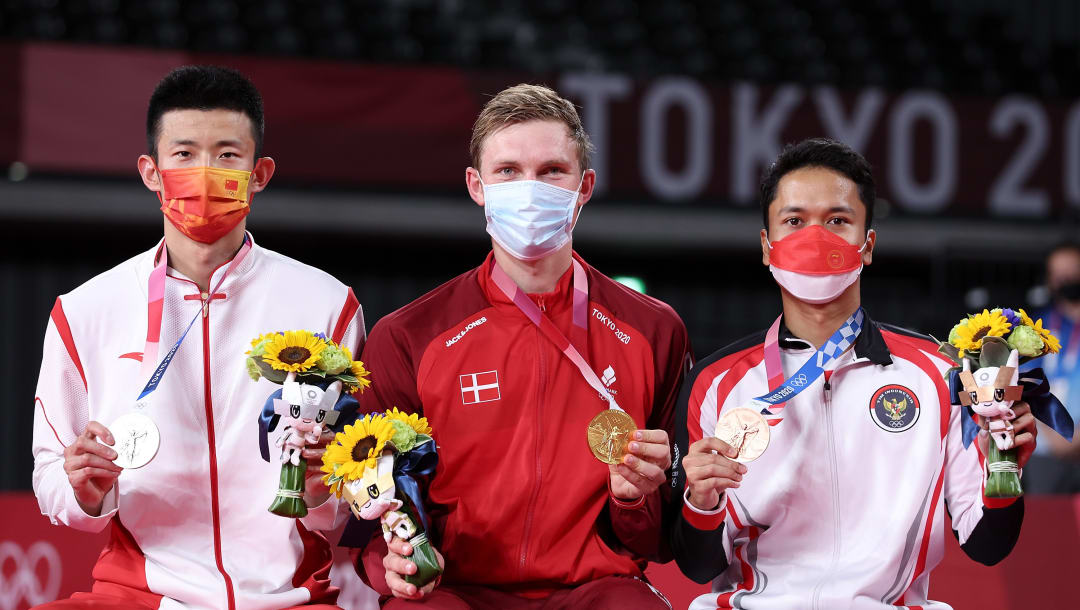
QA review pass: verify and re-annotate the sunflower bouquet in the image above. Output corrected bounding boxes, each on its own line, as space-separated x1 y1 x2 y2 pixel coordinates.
248 330 371 517
323 408 442 588
939 308 1060 497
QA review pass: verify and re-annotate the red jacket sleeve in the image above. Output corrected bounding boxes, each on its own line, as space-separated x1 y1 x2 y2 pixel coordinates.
609 313 693 562
356 318 423 417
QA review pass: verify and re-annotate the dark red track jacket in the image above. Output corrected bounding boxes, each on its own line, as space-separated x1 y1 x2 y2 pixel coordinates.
353 251 691 597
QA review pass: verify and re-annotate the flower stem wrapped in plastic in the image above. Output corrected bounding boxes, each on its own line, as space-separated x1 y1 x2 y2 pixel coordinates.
323 409 442 587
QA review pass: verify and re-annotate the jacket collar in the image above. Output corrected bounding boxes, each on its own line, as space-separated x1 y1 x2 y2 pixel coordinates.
136 231 261 295
777 309 893 366
477 250 579 316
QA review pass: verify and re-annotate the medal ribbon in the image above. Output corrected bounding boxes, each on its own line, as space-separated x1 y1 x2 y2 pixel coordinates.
753 308 865 424
137 235 252 400
490 259 622 412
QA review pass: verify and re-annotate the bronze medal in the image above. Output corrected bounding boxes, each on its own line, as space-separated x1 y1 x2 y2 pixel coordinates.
715 407 770 463
587 409 637 464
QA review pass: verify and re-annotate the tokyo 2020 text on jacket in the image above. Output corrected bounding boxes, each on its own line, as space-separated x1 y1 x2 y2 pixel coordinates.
32 234 364 610
669 313 1023 610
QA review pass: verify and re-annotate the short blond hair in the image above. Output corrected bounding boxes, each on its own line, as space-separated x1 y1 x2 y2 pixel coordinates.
470 83 594 172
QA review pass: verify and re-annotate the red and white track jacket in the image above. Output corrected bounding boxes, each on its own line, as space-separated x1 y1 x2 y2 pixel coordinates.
670 314 1023 610
32 236 364 609
351 251 691 598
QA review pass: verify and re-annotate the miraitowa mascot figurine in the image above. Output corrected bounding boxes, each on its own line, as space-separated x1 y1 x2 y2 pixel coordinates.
956 340 1025 497
942 309 1074 498
259 371 357 517
323 410 441 587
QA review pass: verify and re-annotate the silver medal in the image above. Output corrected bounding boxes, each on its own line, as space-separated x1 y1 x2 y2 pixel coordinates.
109 412 160 469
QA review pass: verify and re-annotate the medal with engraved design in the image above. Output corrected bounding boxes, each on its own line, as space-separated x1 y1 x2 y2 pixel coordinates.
109 412 160 469
587 409 637 464
715 408 770 463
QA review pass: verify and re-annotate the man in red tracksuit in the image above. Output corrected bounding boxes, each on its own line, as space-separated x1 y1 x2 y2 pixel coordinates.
350 84 691 608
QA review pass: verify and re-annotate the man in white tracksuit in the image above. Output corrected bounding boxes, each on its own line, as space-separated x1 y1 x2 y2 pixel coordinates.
32 65 362 609
670 138 1037 609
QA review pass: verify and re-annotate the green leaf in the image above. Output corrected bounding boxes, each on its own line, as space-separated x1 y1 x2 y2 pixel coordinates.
979 337 1010 368
936 341 961 365
254 357 288 384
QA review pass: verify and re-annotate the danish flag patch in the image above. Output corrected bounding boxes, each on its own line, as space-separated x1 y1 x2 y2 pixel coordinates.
460 370 501 405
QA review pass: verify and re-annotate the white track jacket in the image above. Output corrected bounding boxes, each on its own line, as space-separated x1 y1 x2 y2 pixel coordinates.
670 314 1024 610
32 235 364 609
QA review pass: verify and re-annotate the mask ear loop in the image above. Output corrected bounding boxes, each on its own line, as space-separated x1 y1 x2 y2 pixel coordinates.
568 170 588 231
150 158 169 210
857 230 873 253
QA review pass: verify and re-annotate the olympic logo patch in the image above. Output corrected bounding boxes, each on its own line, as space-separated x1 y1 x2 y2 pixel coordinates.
789 374 809 387
870 385 920 432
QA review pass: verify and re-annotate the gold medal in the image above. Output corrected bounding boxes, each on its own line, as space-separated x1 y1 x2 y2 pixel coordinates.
715 408 770 463
587 409 637 464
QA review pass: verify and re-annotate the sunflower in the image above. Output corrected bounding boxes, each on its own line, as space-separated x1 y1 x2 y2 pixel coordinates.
1017 309 1061 354
349 358 373 394
321 414 394 496
952 309 1011 356
262 330 327 373
385 406 432 436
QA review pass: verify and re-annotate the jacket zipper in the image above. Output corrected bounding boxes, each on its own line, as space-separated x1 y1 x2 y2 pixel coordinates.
519 326 546 573
810 377 843 610
201 294 237 610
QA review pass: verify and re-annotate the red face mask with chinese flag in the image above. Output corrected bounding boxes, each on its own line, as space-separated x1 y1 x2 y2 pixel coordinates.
766 225 870 304
157 166 254 244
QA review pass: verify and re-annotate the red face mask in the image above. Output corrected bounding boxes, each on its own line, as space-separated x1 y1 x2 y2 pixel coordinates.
157 165 254 244
766 225 870 304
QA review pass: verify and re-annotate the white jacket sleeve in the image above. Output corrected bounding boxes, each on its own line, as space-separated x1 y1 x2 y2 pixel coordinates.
32 302 118 532
300 298 367 532
942 402 987 543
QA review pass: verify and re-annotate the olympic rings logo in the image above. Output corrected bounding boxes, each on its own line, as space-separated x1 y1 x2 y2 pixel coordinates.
789 374 809 387
0 541 62 610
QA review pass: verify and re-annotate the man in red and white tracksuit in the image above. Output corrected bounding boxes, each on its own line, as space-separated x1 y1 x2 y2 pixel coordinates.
31 66 363 609
671 138 1036 609
351 85 691 608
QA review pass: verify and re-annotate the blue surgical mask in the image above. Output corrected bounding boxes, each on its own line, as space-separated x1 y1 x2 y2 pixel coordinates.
480 174 584 261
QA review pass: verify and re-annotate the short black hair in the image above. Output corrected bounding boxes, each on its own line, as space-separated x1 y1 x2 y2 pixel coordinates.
146 65 264 159
759 137 875 233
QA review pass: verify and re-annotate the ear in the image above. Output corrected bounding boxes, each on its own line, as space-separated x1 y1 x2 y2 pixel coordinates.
465 167 485 207
248 157 276 196
861 229 876 266
324 380 343 407
137 155 163 193
760 229 771 266
962 358 971 372
1006 348 1019 369
576 169 596 207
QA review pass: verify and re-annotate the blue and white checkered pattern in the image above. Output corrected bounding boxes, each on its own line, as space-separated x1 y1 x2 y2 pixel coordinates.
755 308 866 416
816 308 864 368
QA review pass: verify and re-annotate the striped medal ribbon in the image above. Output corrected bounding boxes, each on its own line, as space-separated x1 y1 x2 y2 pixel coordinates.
754 307 865 425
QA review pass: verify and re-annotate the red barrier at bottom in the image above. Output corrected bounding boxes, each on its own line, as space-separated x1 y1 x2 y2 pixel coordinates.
3 492 1077 610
